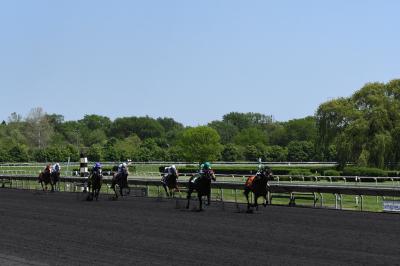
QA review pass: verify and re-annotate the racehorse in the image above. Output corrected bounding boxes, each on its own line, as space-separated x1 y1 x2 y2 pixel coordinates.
87 168 103 201
50 171 60 191
186 169 216 211
244 167 273 212
111 167 130 199
162 172 180 197
38 164 54 192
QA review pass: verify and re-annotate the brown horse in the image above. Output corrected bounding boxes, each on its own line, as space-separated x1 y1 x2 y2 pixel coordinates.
87 168 103 201
111 167 130 199
162 171 180 197
38 164 54 192
244 167 273 212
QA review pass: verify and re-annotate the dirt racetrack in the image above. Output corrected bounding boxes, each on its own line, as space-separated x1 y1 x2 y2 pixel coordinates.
0 189 400 265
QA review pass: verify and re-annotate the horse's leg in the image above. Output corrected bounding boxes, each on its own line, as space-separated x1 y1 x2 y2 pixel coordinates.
50 180 54 192
40 181 45 192
113 186 118 199
162 184 169 197
255 195 259 210
186 188 192 209
244 189 251 210
96 183 101 200
198 193 203 211
263 193 267 207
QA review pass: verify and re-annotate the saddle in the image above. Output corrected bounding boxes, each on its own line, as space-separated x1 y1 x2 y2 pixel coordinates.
245 176 256 188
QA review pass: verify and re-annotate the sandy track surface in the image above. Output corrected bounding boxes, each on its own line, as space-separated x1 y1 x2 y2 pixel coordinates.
0 189 399 265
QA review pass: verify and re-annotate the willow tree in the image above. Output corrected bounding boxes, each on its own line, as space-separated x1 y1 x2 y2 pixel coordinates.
316 79 400 168
25 107 53 149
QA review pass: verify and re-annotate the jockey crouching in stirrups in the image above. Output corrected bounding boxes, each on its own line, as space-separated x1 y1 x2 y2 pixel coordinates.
161 165 180 197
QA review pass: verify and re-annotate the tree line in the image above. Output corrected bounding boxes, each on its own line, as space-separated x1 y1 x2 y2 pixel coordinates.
1 79 399 169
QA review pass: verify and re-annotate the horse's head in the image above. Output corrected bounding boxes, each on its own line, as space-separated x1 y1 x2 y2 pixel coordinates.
122 167 129 176
94 168 102 176
259 167 273 181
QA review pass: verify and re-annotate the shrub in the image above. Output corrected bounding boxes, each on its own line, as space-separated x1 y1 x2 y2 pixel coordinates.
171 165 333 176
288 169 313 176
342 167 387 177
323 170 341 176
387 171 400 177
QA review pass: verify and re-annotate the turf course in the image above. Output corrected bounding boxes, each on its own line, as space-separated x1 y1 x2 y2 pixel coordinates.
0 189 400 265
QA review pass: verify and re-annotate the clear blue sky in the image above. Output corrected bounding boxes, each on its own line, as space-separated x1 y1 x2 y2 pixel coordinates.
1 0 399 125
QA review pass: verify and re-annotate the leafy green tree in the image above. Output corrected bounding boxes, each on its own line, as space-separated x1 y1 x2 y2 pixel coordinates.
65 144 80 162
221 144 243 161
83 129 107 146
87 144 104 162
79 114 111 133
234 127 268 146
165 146 184 161
208 121 239 144
45 114 64 132
156 117 184 132
367 133 392 168
265 123 288 146
316 98 359 160
114 134 141 160
283 116 317 143
0 148 11 162
263 145 288 162
287 141 314 162
111 116 165 139
103 138 122 161
9 144 30 162
243 145 262 161
178 126 222 162
223 112 272 131
222 112 252 130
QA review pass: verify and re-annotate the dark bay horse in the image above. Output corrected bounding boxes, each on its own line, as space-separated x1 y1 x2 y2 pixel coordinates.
186 170 216 211
111 168 130 199
50 171 60 191
162 172 180 197
244 167 273 212
38 165 54 192
87 169 103 201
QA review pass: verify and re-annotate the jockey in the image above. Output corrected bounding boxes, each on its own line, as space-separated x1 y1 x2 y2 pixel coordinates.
52 163 61 174
192 162 213 183
92 162 102 173
44 164 52 173
162 165 178 184
118 162 127 174
201 162 211 173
